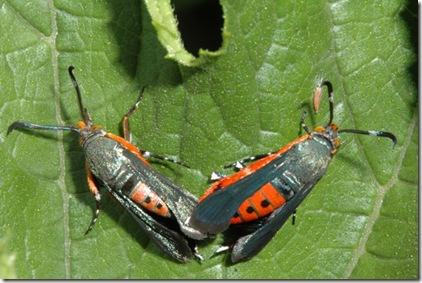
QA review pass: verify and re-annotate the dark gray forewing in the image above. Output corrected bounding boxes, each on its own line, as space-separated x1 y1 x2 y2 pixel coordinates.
230 182 317 263
123 148 206 240
104 185 194 262
189 151 296 234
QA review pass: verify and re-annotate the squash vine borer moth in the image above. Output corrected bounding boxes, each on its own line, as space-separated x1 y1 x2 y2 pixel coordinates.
188 81 397 263
8 66 206 262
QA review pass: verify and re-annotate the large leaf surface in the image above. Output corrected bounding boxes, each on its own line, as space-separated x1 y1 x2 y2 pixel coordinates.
0 0 417 279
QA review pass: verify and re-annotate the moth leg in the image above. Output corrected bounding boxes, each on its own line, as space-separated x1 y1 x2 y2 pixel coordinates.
84 165 102 235
300 110 312 134
291 210 297 225
122 88 145 142
121 88 189 168
210 171 226 181
223 152 277 170
141 151 190 168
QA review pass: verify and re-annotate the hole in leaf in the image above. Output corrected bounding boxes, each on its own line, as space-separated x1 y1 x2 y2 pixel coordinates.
171 0 224 57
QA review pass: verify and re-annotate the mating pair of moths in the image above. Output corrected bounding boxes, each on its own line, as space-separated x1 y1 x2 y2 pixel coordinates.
8 67 396 263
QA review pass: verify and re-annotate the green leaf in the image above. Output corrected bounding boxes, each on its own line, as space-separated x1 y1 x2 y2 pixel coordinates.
0 233 17 279
0 0 417 279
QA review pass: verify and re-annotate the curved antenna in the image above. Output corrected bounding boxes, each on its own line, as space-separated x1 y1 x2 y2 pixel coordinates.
68 66 90 124
338 129 397 148
314 81 334 124
314 81 397 148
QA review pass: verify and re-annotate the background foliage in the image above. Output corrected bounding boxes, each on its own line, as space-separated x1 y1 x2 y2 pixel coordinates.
0 0 417 279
